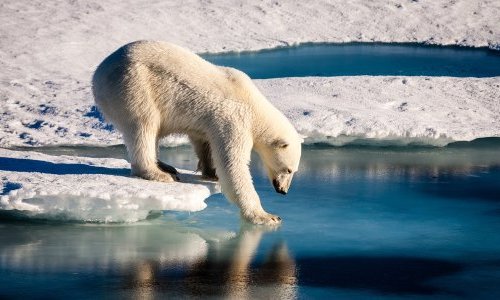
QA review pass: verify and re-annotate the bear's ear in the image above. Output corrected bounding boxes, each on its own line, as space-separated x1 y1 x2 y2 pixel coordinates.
299 134 306 143
272 139 289 149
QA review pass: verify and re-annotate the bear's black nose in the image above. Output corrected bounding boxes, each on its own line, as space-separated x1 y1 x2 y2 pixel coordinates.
272 178 287 195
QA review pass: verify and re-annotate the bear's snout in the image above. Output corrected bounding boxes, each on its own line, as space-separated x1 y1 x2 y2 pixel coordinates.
273 178 288 195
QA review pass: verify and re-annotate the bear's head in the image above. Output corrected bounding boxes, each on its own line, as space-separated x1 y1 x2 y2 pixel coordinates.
258 136 302 195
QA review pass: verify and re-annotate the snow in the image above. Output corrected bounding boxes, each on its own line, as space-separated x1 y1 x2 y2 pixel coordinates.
1 0 499 148
1 76 498 147
1 1 498 84
256 76 500 146
0 148 219 222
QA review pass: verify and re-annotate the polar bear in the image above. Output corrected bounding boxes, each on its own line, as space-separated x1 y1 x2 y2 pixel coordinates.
92 41 302 225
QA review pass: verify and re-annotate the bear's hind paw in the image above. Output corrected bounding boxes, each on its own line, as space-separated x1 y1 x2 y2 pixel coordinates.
201 174 218 181
134 169 179 183
157 160 178 175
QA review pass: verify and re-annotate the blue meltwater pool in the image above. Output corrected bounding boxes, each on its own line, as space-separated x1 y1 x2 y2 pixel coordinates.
202 43 500 78
1 143 500 299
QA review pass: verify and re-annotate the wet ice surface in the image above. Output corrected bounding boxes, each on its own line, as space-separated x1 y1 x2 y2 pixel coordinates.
1 144 500 299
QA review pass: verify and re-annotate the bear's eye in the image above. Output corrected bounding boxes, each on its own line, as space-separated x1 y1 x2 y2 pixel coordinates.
286 168 292 174
272 139 289 149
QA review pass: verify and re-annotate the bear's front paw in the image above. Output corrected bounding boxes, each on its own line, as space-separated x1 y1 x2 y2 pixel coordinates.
243 211 282 226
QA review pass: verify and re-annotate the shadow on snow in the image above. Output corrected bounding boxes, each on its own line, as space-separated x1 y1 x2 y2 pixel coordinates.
0 156 130 177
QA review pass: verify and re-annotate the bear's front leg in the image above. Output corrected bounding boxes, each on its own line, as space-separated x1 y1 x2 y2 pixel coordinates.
209 130 281 226
229 178 281 226
220 165 281 226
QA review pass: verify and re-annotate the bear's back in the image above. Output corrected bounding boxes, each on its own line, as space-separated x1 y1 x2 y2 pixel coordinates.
93 40 278 118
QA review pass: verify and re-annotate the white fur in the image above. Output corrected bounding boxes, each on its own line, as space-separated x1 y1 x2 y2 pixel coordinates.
92 41 302 225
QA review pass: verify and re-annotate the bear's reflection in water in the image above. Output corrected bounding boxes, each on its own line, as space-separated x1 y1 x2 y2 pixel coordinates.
0 222 297 299
123 226 297 299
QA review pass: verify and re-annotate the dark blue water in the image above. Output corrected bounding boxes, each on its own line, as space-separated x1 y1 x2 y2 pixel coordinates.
202 43 500 78
1 144 500 299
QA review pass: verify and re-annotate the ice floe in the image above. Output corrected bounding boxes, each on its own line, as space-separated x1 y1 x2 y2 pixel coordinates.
0 148 219 222
1 0 498 84
257 76 500 146
0 0 499 148
1 76 498 148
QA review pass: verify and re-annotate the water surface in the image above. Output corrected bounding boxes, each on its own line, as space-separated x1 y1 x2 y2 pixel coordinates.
202 43 500 78
1 144 500 299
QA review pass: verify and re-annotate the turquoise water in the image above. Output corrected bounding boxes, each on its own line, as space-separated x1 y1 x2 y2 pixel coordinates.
1 143 500 299
202 43 500 78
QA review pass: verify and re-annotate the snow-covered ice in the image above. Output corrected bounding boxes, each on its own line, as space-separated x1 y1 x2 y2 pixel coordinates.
1 0 499 147
0 148 218 222
257 76 500 146
1 0 498 83
1 76 498 147
1 0 499 148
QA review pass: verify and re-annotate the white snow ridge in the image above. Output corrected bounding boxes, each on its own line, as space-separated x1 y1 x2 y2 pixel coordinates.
257 76 500 146
0 148 219 223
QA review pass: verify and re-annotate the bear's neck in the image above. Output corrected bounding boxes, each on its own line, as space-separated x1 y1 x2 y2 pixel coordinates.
251 102 291 147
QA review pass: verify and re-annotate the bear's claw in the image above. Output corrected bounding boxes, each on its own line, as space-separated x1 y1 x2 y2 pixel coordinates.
157 160 178 175
243 211 282 226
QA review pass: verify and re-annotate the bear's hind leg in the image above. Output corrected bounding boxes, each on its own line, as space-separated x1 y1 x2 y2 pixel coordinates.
124 126 178 183
156 136 179 176
190 137 218 181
